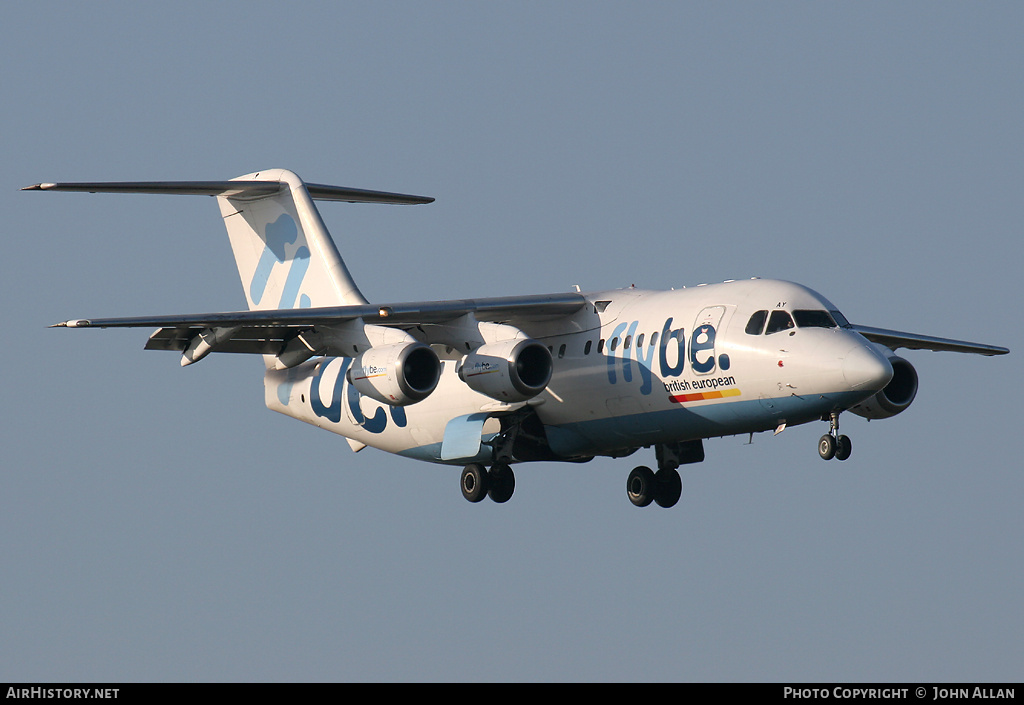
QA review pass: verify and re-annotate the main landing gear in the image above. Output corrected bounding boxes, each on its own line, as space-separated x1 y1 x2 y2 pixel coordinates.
625 440 699 508
818 411 852 461
460 436 701 508
461 462 516 504
626 465 682 508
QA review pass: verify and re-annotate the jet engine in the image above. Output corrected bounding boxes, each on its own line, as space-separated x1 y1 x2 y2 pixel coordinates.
458 338 553 402
848 355 919 419
346 342 441 406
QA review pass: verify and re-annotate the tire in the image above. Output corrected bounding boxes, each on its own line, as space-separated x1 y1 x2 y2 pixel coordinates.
654 468 682 508
488 463 516 503
835 435 852 461
461 463 489 503
818 434 837 461
626 466 656 507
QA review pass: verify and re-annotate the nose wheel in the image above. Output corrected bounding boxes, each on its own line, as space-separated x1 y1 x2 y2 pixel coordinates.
818 412 852 461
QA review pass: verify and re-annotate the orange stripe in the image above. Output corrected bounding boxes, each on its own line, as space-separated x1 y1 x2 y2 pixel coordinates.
669 388 741 404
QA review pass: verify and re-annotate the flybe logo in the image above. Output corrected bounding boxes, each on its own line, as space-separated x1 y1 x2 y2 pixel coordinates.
309 358 405 434
607 316 731 395
462 361 498 378
351 363 389 381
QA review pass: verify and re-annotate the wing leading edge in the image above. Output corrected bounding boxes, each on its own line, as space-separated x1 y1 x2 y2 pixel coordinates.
854 325 1009 356
53 300 1010 357
53 292 591 357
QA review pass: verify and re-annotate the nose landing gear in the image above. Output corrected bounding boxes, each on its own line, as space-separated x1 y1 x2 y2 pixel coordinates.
818 412 852 461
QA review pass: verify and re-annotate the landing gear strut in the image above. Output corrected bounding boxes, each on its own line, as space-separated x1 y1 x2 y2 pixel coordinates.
818 412 852 461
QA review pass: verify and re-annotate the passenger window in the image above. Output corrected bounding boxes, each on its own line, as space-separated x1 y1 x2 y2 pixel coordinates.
558 343 566 359
584 340 592 355
650 331 658 347
765 310 795 334
624 335 632 349
610 337 619 351
598 339 605 353
636 333 645 348
745 310 768 335
793 310 837 328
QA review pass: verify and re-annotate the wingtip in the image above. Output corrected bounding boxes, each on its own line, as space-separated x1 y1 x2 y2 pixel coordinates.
50 319 90 328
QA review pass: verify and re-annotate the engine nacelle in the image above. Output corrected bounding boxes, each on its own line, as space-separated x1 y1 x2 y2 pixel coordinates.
346 342 441 406
458 338 553 402
848 356 919 420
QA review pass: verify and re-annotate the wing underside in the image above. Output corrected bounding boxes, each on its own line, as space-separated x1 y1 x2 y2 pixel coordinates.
145 326 294 354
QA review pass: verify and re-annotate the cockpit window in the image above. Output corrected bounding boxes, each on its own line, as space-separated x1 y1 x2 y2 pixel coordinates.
830 309 852 328
793 310 837 329
765 310 795 334
745 310 768 335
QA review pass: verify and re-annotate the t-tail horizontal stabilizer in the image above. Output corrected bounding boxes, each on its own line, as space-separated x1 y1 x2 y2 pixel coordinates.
22 180 434 204
31 169 438 368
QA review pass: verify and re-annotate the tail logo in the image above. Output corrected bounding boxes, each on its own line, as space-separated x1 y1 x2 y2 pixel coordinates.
249 214 312 308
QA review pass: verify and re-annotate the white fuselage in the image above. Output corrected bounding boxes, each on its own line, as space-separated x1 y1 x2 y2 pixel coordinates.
264 278 893 465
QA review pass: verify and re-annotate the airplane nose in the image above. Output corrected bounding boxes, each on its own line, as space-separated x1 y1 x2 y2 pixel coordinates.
842 344 893 391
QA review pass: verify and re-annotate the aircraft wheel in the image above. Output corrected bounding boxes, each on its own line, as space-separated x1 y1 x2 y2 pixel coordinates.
835 435 852 461
654 468 682 508
626 466 656 507
488 463 516 503
461 463 489 503
818 434 837 461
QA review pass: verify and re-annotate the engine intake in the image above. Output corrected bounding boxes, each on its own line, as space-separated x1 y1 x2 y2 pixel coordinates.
347 342 441 406
459 339 553 402
848 356 919 420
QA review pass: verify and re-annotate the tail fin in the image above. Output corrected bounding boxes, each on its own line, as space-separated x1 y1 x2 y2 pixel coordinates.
220 169 412 310
24 169 433 310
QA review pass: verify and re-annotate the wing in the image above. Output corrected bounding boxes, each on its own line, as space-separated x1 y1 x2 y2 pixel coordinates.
53 292 591 358
854 325 1009 356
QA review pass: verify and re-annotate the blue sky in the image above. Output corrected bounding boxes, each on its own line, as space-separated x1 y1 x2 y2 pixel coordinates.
2 2 1021 681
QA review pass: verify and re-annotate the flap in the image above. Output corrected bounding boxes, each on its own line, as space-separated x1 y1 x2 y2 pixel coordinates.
440 413 491 461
